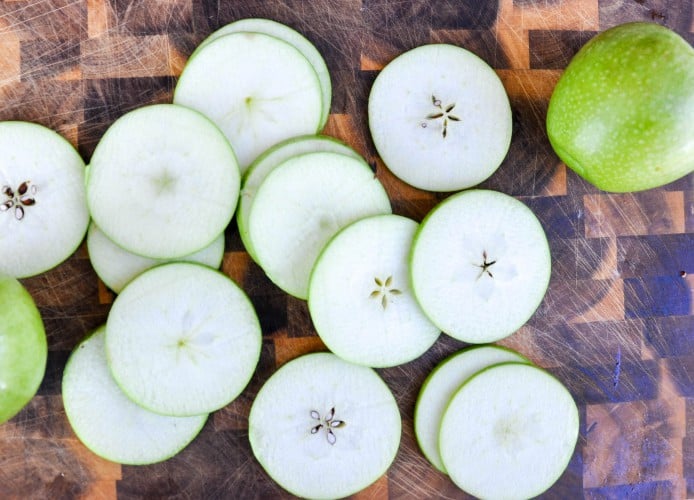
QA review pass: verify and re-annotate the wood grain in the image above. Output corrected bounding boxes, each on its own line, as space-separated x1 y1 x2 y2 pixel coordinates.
1 0 692 498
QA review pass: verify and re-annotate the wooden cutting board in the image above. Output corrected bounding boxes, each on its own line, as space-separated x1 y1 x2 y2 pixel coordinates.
1 0 693 498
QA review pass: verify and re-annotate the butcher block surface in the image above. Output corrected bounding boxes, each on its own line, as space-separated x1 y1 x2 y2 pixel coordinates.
1 0 693 498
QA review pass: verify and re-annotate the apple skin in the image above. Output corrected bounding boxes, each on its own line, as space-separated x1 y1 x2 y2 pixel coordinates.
547 22 694 192
0 276 47 424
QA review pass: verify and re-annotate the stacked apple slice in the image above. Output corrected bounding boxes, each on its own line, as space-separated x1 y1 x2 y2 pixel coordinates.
63 263 262 464
415 346 579 498
237 135 363 262
174 19 330 173
243 147 392 299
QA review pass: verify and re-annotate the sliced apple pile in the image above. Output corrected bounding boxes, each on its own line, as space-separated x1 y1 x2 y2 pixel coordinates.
414 346 578 497
238 135 361 262
439 362 579 498
86 103 239 260
247 150 391 299
174 29 325 172
414 345 530 472
0 13 582 497
191 18 332 132
63 327 208 465
61 262 261 463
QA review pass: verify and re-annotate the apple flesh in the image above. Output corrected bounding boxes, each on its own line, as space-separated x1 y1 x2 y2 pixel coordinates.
0 275 47 423
547 22 694 192
410 189 551 344
368 44 512 192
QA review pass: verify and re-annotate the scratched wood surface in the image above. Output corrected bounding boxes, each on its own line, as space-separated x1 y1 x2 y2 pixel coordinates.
0 0 693 498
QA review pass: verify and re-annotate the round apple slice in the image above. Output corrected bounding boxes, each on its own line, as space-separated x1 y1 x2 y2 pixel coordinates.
414 345 530 472
238 135 361 260
193 18 332 130
309 214 439 367
368 44 512 192
87 222 225 293
410 189 550 343
63 326 207 465
105 262 261 417
248 151 391 299
439 362 579 499
174 32 323 172
0 121 88 278
249 352 401 499
87 104 239 260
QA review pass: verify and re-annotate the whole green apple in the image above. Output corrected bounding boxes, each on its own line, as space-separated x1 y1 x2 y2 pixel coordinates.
547 22 694 192
0 275 47 423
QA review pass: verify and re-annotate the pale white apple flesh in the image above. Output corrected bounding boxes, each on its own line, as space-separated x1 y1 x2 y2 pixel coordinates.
87 222 225 293
174 32 323 172
439 362 579 499
238 135 361 261
414 345 529 472
86 104 239 260
193 18 332 130
248 151 391 299
63 326 207 465
0 121 88 278
369 43 512 192
249 352 401 499
410 189 551 343
309 214 439 367
105 262 261 417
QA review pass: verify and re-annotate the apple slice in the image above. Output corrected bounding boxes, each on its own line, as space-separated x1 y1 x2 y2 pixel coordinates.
87 104 239 260
105 262 261 417
439 362 579 499
308 214 439 367
410 189 550 343
0 276 47 423
248 151 391 299
238 135 361 261
0 121 88 278
174 32 323 172
368 44 512 192
87 222 225 293
63 326 207 465
414 345 529 472
249 352 401 499
193 18 331 130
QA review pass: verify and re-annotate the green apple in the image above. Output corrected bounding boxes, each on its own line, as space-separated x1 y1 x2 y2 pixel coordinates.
547 22 694 192
0 275 47 423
